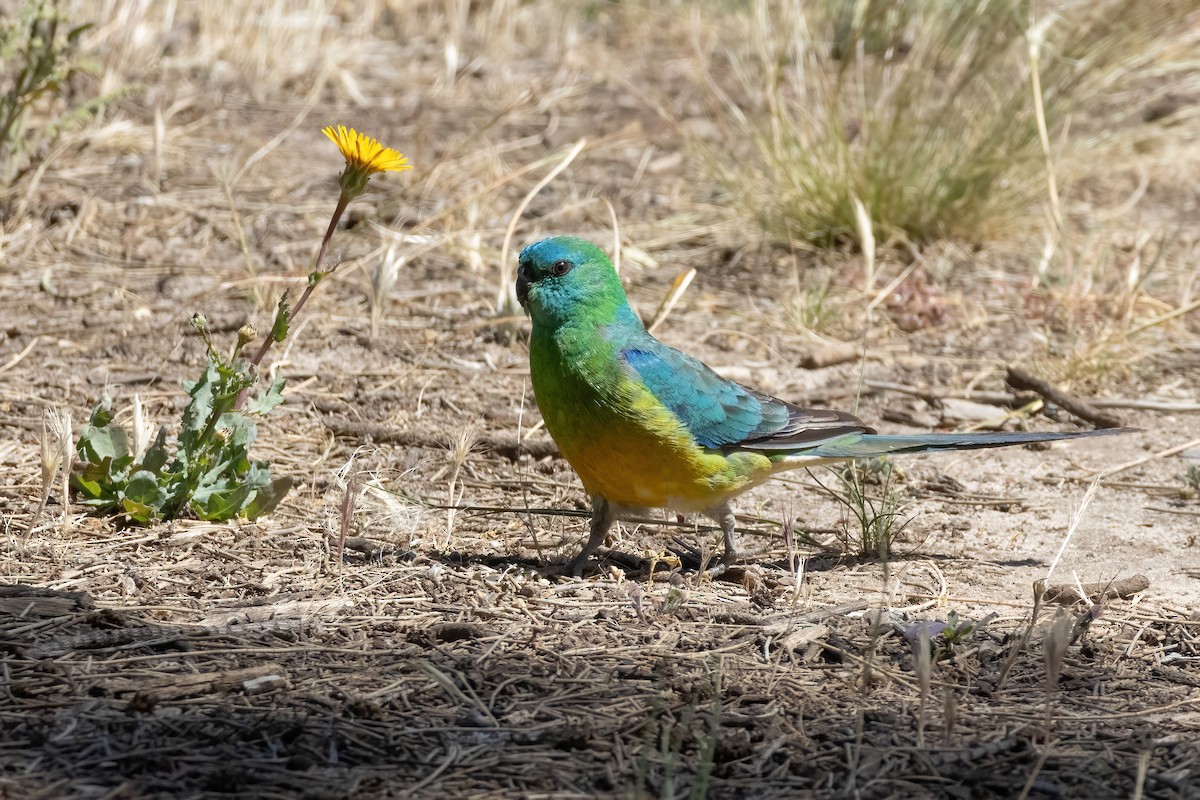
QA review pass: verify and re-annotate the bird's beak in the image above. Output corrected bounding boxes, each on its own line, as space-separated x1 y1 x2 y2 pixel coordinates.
515 263 531 307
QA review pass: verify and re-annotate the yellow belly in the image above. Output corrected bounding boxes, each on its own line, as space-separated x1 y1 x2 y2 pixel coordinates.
543 386 773 512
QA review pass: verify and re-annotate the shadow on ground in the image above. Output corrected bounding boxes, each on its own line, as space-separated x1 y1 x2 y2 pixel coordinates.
2 583 1196 798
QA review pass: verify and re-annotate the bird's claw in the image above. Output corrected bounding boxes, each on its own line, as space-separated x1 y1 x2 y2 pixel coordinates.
667 537 743 577
539 559 585 579
704 552 744 581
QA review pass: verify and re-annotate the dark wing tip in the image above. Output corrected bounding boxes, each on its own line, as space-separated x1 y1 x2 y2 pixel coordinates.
738 392 875 450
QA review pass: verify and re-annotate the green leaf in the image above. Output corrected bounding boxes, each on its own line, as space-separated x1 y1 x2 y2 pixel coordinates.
76 455 112 483
76 396 130 465
70 474 103 501
86 425 130 464
223 413 256 452
192 462 269 520
213 358 255 401
140 424 171 474
190 470 233 504
245 375 285 415
86 395 115 427
120 497 156 524
271 292 291 343
179 361 218 454
78 496 116 509
121 470 166 522
140 425 170 474
243 475 293 519
190 415 256 485
75 450 134 503
124 469 165 505
192 483 254 520
67 23 94 46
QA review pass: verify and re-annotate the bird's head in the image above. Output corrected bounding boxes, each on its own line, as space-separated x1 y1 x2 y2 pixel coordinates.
516 236 629 328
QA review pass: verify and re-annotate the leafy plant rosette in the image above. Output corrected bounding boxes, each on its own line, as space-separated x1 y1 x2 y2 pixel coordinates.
73 318 291 523
72 125 410 524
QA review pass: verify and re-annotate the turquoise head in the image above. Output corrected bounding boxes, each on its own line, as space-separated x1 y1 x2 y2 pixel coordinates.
516 236 629 329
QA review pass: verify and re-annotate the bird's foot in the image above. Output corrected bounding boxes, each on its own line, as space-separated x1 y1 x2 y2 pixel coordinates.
702 545 742 578
667 537 751 581
704 562 729 580
544 548 657 579
543 553 592 579
539 559 583 579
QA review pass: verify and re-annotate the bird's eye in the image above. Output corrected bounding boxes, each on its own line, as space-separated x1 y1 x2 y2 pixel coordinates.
551 260 572 276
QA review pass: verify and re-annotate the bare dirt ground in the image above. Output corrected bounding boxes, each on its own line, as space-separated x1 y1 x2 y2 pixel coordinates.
2 3 1199 798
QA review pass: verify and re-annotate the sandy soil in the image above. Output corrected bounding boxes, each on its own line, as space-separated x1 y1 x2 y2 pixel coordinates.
2 2 1199 798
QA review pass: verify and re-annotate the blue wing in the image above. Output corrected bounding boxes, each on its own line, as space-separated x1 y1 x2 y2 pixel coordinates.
621 342 871 451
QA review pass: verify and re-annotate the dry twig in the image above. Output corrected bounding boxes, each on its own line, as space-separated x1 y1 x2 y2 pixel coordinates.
1005 367 1124 428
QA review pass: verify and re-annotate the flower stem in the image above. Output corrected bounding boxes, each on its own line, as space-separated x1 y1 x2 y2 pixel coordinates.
249 192 350 369
236 192 351 409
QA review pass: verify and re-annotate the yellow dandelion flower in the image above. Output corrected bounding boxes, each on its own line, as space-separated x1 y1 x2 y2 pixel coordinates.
322 124 411 198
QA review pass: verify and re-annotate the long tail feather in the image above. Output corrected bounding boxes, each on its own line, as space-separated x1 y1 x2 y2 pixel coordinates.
788 426 1136 461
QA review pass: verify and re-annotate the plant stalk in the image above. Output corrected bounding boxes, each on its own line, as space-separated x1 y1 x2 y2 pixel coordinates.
236 192 350 409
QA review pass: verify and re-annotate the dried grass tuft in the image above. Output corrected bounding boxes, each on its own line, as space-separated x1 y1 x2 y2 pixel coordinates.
697 0 1197 246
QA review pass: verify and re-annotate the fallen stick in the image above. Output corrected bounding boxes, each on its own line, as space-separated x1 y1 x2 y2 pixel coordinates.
0 336 39 376
1088 437 1200 479
323 416 560 460
865 380 1200 413
864 379 1034 407
1146 506 1200 517
1043 574 1150 605
799 342 860 369
129 664 289 706
1089 398 1200 413
0 584 94 615
327 534 395 558
1005 367 1124 428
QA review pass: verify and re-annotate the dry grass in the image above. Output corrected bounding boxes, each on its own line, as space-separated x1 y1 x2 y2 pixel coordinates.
696 0 1200 247
4 525 1200 797
1 0 1199 796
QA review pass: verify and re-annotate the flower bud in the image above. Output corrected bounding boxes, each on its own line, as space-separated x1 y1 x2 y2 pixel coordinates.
236 324 257 351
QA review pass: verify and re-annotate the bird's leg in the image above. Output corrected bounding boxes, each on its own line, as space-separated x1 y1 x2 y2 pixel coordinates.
713 503 740 568
565 496 615 576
